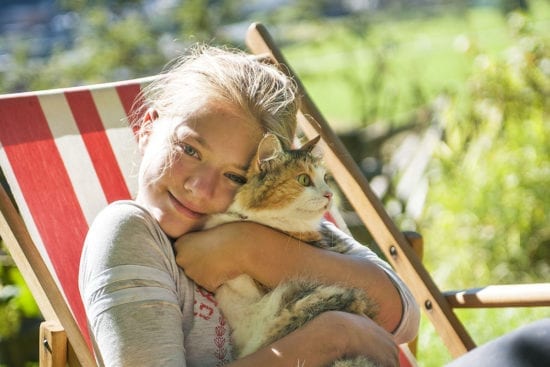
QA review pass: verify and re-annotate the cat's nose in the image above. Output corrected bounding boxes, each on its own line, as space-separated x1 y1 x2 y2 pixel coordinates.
323 191 333 200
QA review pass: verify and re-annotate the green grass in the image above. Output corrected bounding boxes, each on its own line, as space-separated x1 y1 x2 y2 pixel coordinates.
282 2 549 131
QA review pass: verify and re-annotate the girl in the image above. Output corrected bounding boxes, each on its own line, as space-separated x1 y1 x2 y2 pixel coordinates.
79 45 419 367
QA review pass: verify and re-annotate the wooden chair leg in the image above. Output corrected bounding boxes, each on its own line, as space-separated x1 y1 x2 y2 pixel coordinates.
40 320 67 367
403 231 424 357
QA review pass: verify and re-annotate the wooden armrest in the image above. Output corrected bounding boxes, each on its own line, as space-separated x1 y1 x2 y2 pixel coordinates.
443 283 550 308
40 320 67 367
39 321 83 367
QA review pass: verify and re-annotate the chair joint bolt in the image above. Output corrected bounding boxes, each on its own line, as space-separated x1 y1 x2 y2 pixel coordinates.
43 338 52 353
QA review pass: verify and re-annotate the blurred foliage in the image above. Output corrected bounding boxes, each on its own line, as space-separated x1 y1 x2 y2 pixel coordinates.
0 243 41 339
0 0 245 93
0 0 549 366
421 11 549 288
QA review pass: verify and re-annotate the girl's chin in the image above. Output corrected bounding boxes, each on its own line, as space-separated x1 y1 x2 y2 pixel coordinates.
161 218 205 239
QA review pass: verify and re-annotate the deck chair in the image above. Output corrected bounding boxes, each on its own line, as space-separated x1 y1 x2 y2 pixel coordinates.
0 21 547 367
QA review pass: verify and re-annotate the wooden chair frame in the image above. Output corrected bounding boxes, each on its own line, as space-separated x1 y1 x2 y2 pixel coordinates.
0 21 548 367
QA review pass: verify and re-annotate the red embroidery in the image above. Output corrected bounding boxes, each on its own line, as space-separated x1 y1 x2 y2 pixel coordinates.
197 287 218 306
196 303 214 320
194 287 217 320
215 316 230 366
194 287 230 364
215 317 226 337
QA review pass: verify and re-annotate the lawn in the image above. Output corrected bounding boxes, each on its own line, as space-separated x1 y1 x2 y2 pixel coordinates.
282 1 549 131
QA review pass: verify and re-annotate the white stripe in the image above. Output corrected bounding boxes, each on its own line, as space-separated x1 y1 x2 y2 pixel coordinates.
83 265 176 301
38 93 109 225
86 287 179 320
90 87 141 199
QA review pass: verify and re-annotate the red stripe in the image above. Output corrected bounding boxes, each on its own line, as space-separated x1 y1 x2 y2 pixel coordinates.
116 83 142 118
0 95 91 348
399 347 414 366
64 90 131 203
116 83 143 136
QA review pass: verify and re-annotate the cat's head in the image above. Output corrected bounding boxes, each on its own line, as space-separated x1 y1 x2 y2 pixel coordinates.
236 133 333 223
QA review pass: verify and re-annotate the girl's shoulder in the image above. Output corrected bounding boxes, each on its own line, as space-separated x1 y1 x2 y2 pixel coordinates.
94 200 152 225
89 200 163 240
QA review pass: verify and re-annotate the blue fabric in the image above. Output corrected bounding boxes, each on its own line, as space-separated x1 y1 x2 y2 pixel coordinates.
446 318 550 367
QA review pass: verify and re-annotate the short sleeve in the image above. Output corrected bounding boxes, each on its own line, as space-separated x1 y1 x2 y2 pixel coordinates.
319 220 420 344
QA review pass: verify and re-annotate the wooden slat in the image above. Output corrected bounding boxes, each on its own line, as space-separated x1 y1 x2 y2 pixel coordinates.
444 283 550 308
245 22 476 357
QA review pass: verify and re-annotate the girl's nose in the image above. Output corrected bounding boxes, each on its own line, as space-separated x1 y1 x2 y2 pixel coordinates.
184 168 218 199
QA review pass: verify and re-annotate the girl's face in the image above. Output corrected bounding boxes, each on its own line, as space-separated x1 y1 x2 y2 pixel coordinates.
136 99 263 238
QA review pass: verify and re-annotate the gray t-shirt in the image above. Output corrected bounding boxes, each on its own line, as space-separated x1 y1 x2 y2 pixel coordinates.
79 200 419 366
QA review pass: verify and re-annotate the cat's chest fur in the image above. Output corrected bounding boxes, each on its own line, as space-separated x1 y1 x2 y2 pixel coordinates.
205 199 325 236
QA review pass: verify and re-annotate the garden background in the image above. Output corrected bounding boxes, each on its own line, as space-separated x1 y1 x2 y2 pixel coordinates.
0 0 548 366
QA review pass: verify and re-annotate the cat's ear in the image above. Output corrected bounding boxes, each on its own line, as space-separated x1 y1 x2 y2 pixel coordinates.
300 135 323 158
257 133 283 164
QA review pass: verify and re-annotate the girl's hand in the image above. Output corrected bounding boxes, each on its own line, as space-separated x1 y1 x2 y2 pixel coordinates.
174 223 250 291
333 311 399 366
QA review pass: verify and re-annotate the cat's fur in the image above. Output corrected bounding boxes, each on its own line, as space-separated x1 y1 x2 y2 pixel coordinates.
205 134 379 367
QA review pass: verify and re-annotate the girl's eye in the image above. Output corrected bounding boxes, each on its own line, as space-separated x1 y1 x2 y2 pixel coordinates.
297 174 311 187
225 173 247 185
181 144 199 158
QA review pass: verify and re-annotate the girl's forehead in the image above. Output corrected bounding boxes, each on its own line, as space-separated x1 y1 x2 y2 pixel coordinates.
174 99 261 136
168 100 263 163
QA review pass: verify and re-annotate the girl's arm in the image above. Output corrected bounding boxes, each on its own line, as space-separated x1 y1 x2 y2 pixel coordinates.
227 311 398 367
80 202 188 366
175 221 418 339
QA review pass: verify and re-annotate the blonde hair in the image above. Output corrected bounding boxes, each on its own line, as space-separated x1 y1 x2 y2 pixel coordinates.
133 45 299 148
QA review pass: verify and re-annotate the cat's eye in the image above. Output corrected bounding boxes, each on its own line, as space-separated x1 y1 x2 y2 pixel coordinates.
226 173 247 185
297 174 312 186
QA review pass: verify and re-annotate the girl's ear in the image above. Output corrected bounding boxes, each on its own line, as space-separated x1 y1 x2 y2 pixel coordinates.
137 109 159 154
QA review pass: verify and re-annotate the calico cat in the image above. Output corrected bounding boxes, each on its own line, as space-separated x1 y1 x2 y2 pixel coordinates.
205 133 379 367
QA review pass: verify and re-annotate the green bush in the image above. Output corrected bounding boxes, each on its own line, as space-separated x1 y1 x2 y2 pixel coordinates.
421 12 549 289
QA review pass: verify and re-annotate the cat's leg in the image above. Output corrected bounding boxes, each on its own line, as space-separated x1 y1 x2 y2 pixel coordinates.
216 275 264 320
216 274 269 355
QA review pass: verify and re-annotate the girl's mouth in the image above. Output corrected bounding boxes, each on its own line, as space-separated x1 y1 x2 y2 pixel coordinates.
168 192 205 219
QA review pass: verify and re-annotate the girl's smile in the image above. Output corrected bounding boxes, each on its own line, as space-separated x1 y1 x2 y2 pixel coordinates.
168 191 205 219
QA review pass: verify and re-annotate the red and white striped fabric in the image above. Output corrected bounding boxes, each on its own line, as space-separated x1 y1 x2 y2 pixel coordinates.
0 77 153 353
